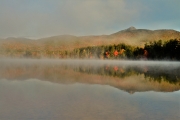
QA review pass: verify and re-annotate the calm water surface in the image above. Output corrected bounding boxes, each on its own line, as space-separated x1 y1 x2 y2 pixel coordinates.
0 59 180 120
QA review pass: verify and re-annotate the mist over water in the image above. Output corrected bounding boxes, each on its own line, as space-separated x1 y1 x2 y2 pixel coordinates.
0 58 180 91
1 58 180 69
0 59 180 120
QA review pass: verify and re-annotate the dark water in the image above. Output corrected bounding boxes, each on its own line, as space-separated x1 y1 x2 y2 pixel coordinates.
0 59 180 120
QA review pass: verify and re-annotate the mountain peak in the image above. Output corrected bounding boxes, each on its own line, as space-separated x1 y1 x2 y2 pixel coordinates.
126 26 136 30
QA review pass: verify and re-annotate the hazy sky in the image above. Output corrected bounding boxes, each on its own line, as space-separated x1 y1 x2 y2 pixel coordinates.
0 0 179 38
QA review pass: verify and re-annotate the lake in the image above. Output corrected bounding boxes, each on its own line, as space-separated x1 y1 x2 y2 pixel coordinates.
0 59 180 120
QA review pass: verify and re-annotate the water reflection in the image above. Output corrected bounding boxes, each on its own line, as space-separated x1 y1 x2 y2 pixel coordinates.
0 59 180 93
0 59 180 120
0 79 179 120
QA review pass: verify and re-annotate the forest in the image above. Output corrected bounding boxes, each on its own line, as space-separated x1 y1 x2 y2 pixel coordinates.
0 39 180 60
71 39 180 60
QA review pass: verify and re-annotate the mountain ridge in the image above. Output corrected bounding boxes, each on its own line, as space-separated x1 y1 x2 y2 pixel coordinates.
0 27 180 51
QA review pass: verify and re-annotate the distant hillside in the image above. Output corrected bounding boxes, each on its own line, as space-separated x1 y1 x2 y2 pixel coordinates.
0 27 180 51
0 27 180 59
111 27 180 46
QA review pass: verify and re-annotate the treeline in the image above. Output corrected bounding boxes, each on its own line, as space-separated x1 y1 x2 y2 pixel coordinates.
70 39 180 60
71 43 134 59
0 44 68 58
0 39 179 60
144 39 180 60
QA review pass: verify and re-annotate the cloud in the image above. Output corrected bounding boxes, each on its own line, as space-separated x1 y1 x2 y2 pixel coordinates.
53 0 143 35
0 0 143 38
0 0 179 38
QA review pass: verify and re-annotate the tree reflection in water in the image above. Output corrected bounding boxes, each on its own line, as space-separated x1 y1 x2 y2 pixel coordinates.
71 63 180 84
0 59 179 93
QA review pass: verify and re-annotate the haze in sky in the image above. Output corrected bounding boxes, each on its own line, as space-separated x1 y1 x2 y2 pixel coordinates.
0 0 179 38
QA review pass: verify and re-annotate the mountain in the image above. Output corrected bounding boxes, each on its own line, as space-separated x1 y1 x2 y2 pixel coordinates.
0 27 180 51
122 26 137 31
